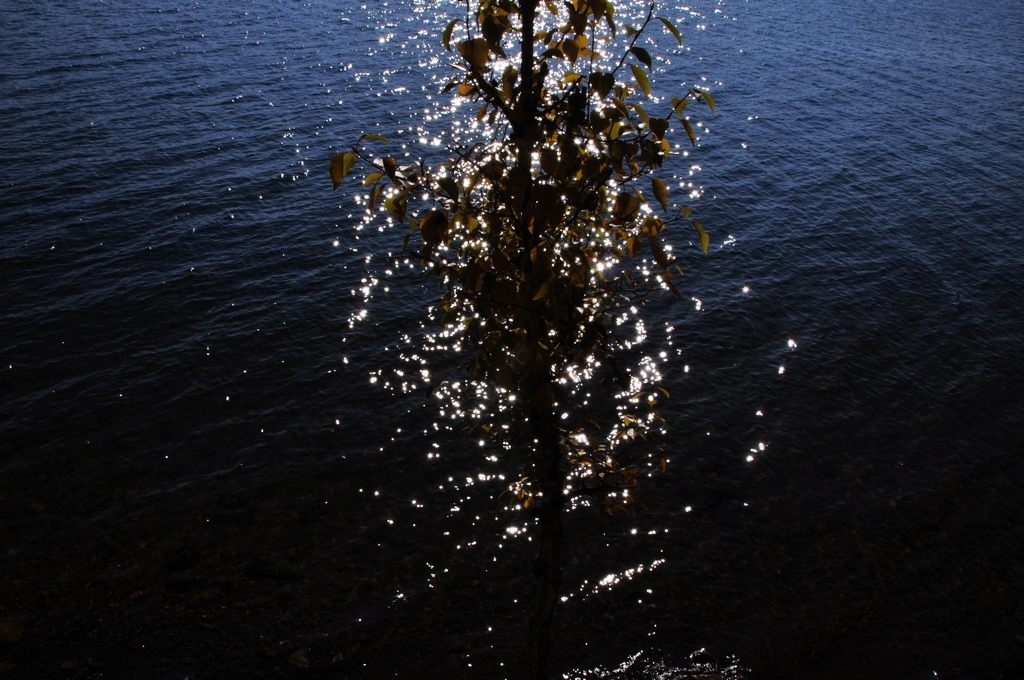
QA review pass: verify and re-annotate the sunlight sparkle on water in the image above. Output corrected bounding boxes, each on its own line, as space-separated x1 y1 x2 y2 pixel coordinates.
325 1 749 668
560 558 668 604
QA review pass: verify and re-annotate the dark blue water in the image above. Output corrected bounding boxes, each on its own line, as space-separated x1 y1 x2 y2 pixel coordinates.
2 0 1022 678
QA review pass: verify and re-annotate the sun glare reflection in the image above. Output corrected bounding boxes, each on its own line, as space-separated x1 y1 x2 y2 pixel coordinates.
560 558 668 605
327 0 760 673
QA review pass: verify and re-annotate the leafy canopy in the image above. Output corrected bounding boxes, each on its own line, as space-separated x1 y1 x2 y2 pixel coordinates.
331 0 714 516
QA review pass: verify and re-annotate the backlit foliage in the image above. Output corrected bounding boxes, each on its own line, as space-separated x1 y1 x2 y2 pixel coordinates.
332 0 713 518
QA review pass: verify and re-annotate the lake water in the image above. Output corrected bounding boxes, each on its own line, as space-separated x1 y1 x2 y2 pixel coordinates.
2 0 1022 678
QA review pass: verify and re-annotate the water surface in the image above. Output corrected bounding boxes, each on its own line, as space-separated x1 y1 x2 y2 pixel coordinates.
1 0 1022 677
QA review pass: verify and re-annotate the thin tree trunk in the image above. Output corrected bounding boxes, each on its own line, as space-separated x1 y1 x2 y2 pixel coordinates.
518 3 563 676
516 0 537 140
528 396 563 680
514 0 539 257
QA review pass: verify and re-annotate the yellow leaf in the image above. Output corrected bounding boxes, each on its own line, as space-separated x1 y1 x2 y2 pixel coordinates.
659 17 683 46
501 65 518 101
359 132 388 142
457 82 475 96
682 118 696 146
382 156 399 183
630 46 652 69
649 117 669 139
442 18 458 51
692 220 710 254
385 195 407 224
362 172 383 185
626 235 642 256
671 96 690 118
329 151 357 190
651 177 669 212
642 215 665 236
368 184 383 211
695 88 716 112
648 232 671 268
630 102 649 125
630 64 651 97
612 191 641 221
458 39 490 73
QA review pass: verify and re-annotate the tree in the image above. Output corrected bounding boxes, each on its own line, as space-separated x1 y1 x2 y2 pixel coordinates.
331 1 714 676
